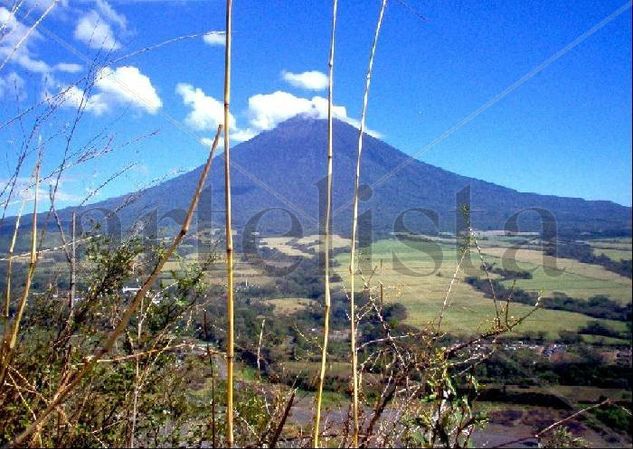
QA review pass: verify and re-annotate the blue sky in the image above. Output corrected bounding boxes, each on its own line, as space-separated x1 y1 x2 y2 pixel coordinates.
0 0 631 215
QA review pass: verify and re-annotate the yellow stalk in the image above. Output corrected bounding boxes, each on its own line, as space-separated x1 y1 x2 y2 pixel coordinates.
3 198 26 319
69 211 76 308
0 156 40 389
348 1 388 446
313 0 338 447
222 0 235 446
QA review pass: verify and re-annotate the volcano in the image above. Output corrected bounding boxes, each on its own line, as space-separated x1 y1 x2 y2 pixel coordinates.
8 116 631 240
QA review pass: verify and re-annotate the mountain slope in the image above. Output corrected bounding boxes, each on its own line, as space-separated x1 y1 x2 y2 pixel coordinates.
14 116 633 239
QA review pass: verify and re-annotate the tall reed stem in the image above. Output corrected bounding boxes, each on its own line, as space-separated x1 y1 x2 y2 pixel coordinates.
222 0 235 446
0 155 40 390
69 211 76 309
3 198 26 319
348 1 388 446
10 126 223 447
313 0 338 447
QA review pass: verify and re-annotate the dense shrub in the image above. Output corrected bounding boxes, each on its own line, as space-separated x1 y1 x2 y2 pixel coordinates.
579 321 627 339
465 277 631 322
547 241 632 279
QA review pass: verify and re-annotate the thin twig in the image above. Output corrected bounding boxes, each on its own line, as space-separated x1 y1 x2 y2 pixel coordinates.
0 0 58 73
348 1 388 445
493 399 611 448
469 227 501 326
436 246 468 331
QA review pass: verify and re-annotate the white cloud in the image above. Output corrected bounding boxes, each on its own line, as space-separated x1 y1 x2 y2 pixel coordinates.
0 6 81 77
245 90 382 138
203 31 226 47
178 83 258 145
200 129 256 150
282 70 328 91
74 0 127 51
74 10 121 50
58 84 109 115
180 86 381 148
54 62 83 73
94 66 162 114
231 128 257 142
15 54 50 73
176 83 235 131
4 175 81 206
0 72 26 101
20 0 65 12
95 0 127 30
199 137 215 148
247 90 345 131
0 7 19 33
0 6 51 73
42 176 82 203
50 65 161 115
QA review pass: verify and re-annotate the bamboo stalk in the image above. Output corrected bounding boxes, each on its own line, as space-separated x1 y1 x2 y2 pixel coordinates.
10 125 223 447
210 351 217 449
0 155 41 389
256 318 266 380
203 309 218 449
313 1 338 447
222 0 235 446
3 198 26 319
69 211 76 309
348 1 388 446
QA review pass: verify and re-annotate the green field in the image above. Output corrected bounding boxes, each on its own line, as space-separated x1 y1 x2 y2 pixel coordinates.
587 238 633 262
332 237 631 338
477 246 632 304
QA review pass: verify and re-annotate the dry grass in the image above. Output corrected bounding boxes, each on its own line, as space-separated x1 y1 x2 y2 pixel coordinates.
261 235 350 258
260 237 314 257
268 297 313 315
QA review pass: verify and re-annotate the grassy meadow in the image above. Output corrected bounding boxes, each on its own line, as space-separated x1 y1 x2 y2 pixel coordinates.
330 236 631 338
587 238 633 262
